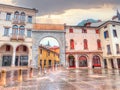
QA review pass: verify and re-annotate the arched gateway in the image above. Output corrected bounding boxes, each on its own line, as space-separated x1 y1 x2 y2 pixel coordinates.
32 24 66 67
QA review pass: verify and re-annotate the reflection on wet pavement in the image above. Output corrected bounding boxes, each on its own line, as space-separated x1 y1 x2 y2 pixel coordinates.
2 69 120 90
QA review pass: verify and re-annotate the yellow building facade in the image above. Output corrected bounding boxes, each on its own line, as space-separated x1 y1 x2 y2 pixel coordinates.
38 45 60 68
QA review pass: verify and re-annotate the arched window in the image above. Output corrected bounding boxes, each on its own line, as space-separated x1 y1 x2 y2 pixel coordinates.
68 55 75 67
12 25 18 35
19 26 25 36
93 55 101 67
70 39 74 49
97 39 101 50
20 12 25 21
79 56 87 67
84 39 88 49
14 11 19 20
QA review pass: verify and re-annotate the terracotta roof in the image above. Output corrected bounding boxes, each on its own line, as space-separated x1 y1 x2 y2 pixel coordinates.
33 24 65 30
50 46 59 49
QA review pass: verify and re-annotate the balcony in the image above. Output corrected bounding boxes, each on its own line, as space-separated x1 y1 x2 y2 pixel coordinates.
10 34 25 41
18 35 25 41
12 18 19 24
19 21 25 25
10 35 17 41
12 18 26 25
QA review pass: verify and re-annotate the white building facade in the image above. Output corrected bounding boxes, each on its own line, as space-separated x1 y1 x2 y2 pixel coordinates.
99 21 120 69
0 4 37 67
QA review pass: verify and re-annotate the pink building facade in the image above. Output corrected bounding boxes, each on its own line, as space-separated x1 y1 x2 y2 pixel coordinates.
65 26 103 69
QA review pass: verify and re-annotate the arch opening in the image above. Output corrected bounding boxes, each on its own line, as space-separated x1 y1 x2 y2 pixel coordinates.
79 56 88 67
39 37 60 68
68 55 75 67
92 55 101 67
0 44 13 66
15 45 29 66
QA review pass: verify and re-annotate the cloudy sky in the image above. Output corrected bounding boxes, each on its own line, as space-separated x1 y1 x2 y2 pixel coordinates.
0 0 120 25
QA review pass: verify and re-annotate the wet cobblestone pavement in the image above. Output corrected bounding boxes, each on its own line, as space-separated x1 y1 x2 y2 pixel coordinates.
1 68 120 90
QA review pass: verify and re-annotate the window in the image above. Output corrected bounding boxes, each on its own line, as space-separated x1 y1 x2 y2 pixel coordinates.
69 28 73 33
14 11 19 20
96 29 99 34
20 12 25 21
82 28 87 33
116 44 120 54
6 13 11 21
93 56 101 67
28 16 32 23
19 26 25 36
113 30 117 37
6 45 10 51
97 39 101 50
70 39 74 49
2 56 12 66
84 39 88 49
104 31 109 39
4 28 9 36
12 25 18 35
79 56 87 67
20 56 28 66
44 60 46 65
40 60 42 66
27 30 32 37
107 45 111 55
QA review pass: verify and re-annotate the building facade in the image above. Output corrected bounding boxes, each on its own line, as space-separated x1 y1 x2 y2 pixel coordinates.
65 11 120 69
0 4 120 69
65 25 103 69
0 4 37 67
38 45 60 68
99 21 120 69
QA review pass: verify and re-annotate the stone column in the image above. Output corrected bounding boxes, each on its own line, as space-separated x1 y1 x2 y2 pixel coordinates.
12 47 16 67
18 69 22 82
113 58 118 69
32 43 39 68
88 54 92 69
88 60 92 69
101 59 104 69
75 55 79 68
106 58 112 69
65 55 69 68
28 46 32 67
1 70 6 86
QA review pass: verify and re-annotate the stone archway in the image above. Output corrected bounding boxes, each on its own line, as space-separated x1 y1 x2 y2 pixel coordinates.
32 29 65 67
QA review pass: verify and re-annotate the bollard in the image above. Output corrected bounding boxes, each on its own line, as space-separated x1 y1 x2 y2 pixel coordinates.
29 68 33 78
18 69 22 82
1 70 6 86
